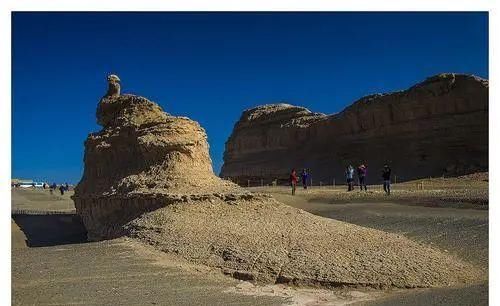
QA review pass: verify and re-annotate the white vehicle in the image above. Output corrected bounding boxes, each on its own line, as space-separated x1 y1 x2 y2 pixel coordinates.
19 181 44 188
19 183 34 188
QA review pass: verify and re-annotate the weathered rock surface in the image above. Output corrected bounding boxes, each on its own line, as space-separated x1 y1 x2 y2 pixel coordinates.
127 196 482 288
221 73 488 184
73 77 240 240
73 75 482 289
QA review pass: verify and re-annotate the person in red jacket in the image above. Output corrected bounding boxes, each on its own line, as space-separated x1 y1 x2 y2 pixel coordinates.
290 169 298 195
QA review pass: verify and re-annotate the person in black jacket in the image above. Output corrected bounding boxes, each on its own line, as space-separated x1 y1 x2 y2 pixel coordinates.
382 164 391 195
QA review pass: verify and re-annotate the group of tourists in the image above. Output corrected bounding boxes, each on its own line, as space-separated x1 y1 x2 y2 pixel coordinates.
289 164 392 196
43 182 70 195
345 164 368 191
289 169 310 195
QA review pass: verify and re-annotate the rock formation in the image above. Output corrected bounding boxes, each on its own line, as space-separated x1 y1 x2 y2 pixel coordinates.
221 73 488 184
73 75 239 240
73 75 482 289
105 74 121 97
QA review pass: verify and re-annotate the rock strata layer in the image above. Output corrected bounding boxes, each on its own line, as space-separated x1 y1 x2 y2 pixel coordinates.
221 73 488 184
73 75 482 289
73 83 240 240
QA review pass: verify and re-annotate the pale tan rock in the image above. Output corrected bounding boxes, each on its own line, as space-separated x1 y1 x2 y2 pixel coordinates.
73 75 240 240
105 74 121 97
73 75 482 289
221 73 488 184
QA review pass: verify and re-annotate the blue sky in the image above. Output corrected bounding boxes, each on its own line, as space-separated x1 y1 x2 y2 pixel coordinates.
12 12 488 184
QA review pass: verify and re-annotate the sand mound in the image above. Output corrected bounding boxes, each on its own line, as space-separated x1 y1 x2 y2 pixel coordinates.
74 75 481 288
126 195 480 289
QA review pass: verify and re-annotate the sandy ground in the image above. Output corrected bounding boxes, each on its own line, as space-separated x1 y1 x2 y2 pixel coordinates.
11 184 488 305
12 188 75 212
253 185 488 305
11 188 386 305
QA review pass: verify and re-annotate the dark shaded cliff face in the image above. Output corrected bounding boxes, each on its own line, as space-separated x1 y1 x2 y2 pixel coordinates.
221 73 488 184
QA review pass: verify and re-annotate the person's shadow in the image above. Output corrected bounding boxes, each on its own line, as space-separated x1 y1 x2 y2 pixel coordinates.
12 212 88 247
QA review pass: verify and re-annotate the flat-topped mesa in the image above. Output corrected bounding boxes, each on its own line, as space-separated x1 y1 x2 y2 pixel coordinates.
73 75 239 240
221 73 488 184
222 104 326 181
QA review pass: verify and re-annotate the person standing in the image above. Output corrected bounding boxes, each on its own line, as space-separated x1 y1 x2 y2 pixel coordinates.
301 169 308 189
59 184 65 195
345 165 354 191
382 164 392 195
358 164 368 191
290 169 298 195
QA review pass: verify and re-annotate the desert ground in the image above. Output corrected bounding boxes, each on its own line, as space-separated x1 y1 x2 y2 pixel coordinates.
12 174 488 305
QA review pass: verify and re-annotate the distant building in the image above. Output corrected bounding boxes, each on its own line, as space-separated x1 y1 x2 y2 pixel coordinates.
11 178 45 188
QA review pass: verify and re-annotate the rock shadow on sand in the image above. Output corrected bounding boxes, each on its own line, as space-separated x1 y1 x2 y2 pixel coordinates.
12 212 88 247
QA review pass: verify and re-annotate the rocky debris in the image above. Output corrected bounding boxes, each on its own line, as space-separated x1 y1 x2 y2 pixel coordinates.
221 73 488 184
73 74 482 289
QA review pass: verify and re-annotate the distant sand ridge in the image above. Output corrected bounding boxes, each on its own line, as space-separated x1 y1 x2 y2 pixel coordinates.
72 75 482 289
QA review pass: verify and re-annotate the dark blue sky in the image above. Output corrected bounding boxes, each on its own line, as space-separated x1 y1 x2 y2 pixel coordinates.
12 12 488 183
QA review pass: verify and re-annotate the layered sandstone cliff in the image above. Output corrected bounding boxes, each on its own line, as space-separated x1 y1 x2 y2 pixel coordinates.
72 75 482 289
221 73 488 184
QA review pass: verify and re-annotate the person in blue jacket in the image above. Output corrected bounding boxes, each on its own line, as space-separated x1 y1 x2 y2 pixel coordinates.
301 169 309 189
